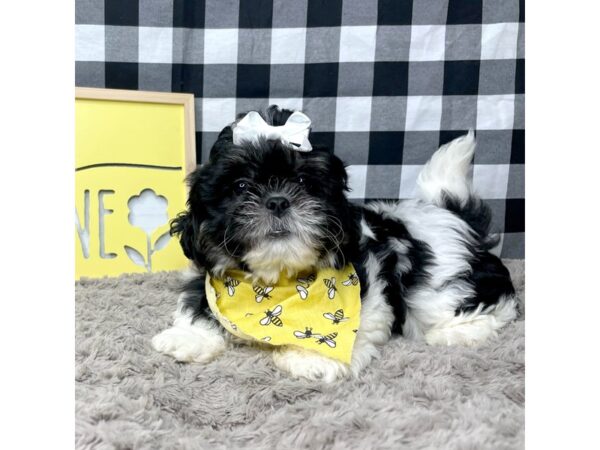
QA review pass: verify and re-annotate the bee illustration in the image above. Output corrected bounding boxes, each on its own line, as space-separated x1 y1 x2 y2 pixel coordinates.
323 277 337 299
224 277 240 297
253 285 274 303
297 274 316 286
293 327 322 339
259 305 283 327
316 332 338 348
296 285 309 300
342 273 359 286
323 309 349 325
296 273 316 300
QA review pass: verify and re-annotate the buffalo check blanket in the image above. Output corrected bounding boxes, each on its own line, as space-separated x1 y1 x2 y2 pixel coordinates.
75 0 525 258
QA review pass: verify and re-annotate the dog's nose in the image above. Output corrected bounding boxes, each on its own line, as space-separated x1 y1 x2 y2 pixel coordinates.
265 196 290 216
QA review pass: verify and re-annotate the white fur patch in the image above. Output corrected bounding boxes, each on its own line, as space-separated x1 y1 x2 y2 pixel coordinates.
242 235 320 284
360 218 376 243
272 346 349 383
424 295 519 346
180 264 202 281
152 293 227 363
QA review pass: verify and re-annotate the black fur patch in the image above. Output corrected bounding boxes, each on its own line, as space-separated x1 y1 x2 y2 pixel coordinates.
440 192 516 315
441 191 499 250
456 252 516 315
177 273 212 323
359 207 434 334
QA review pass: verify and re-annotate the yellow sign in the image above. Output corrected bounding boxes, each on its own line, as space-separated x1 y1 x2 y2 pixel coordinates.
75 88 196 279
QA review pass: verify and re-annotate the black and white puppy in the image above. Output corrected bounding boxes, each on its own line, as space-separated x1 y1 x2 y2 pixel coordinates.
152 106 519 382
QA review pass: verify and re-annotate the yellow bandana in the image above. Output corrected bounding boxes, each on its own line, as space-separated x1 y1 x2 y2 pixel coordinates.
205 265 361 364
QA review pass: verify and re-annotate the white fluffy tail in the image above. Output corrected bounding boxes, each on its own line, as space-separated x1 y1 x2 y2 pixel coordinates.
417 130 476 207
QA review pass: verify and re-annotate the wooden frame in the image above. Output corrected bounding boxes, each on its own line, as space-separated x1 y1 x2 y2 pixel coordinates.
75 87 197 279
75 87 196 175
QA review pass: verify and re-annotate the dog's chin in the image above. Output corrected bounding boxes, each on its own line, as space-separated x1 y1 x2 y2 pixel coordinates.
242 234 320 284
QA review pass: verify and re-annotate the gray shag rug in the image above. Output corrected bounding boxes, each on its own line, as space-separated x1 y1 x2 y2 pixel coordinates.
76 260 524 450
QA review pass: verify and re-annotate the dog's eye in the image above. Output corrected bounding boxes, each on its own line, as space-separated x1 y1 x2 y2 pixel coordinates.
297 176 311 188
233 180 248 194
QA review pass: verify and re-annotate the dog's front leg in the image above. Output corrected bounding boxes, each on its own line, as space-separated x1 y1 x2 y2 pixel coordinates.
152 292 227 363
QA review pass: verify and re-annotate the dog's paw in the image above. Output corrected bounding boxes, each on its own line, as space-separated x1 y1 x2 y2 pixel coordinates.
152 326 225 363
272 346 349 383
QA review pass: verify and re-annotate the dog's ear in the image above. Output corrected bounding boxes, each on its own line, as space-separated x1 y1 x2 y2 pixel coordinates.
209 126 234 162
328 152 350 192
309 147 350 192
170 211 199 260
170 167 208 260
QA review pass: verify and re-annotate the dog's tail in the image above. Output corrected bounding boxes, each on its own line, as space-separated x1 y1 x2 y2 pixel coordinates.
416 131 497 248
417 130 475 207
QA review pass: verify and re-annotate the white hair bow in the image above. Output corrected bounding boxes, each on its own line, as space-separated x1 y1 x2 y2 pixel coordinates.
232 111 312 151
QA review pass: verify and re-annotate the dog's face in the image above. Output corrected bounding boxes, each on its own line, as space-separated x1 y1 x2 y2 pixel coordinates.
172 119 359 283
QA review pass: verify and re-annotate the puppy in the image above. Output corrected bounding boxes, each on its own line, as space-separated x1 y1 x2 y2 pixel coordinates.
152 106 519 382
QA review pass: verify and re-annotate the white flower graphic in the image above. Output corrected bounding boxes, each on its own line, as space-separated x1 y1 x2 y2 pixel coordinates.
124 189 171 271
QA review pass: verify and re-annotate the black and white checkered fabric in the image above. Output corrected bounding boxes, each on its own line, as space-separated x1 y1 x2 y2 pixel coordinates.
76 0 525 258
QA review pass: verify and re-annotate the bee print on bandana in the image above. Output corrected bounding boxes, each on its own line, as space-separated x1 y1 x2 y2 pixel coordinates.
323 277 337 299
293 327 322 340
253 285 274 303
260 305 283 327
342 273 359 286
316 332 338 348
296 273 316 300
323 309 349 325
224 277 240 297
